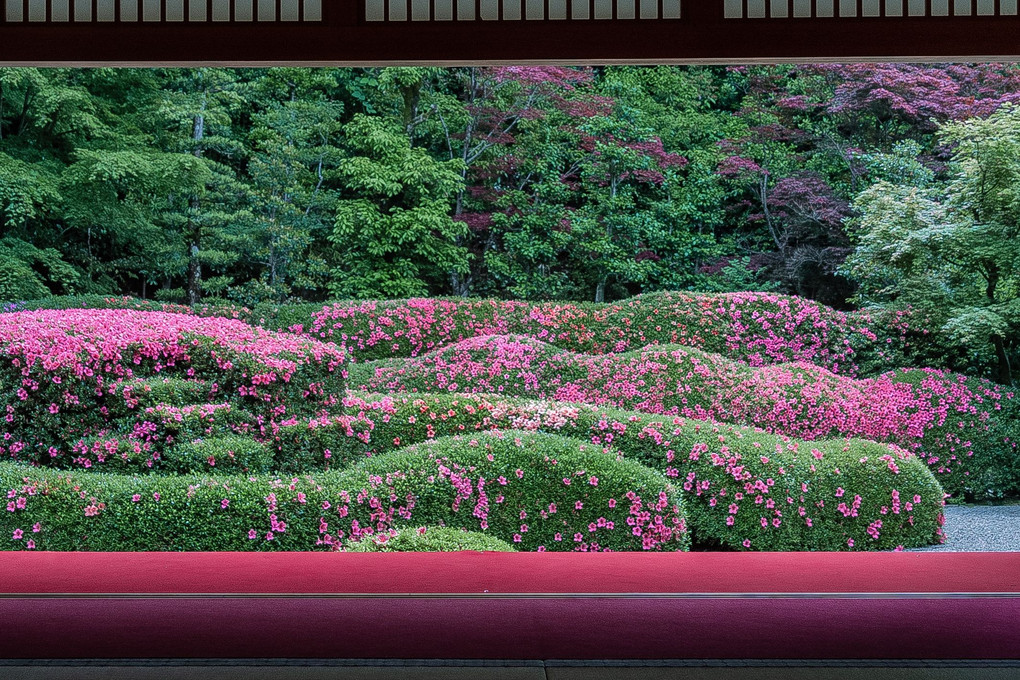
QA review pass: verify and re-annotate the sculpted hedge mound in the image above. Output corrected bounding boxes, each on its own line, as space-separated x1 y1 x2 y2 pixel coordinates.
309 291 930 377
352 336 1018 497
292 393 946 552
334 431 689 552
0 309 348 469
0 431 689 553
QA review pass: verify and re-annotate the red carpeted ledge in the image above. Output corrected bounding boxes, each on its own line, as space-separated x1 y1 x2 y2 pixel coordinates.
1 552 1018 660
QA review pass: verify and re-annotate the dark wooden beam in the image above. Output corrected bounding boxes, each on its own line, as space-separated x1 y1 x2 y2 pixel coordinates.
0 3 1018 66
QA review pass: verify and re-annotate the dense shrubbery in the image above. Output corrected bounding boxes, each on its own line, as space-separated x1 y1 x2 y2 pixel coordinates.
0 309 348 471
10 291 940 379
309 393 946 551
334 431 689 552
0 295 975 551
0 431 689 552
0 462 337 551
352 337 1018 498
310 291 932 377
344 526 516 552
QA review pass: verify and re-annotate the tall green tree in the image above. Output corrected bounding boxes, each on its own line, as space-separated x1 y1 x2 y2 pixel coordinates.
329 114 466 299
239 73 345 303
846 105 1020 384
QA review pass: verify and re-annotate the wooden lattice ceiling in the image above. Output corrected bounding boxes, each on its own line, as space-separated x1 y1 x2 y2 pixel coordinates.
0 1 1017 63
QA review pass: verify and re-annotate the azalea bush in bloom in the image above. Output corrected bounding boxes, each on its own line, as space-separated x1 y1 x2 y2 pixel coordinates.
305 393 946 551
309 291 929 377
0 309 348 469
352 336 1018 498
334 431 688 552
0 297 978 552
0 430 689 552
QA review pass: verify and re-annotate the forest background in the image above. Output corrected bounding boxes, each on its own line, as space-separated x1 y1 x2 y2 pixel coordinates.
1 65 1018 385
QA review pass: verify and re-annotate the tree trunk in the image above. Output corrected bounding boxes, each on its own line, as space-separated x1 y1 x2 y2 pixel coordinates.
595 277 607 304
187 242 201 305
185 96 206 305
993 335 1013 385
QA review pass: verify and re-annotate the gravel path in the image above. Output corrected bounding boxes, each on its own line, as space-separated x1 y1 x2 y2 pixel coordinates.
907 504 1020 552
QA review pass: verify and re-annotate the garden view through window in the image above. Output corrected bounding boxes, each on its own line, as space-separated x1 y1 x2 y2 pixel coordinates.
1 64 1017 554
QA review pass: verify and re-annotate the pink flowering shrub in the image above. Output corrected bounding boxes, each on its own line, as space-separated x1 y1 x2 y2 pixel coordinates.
344 525 516 552
330 394 945 551
14 292 941 377
352 337 1018 497
333 431 689 552
0 463 340 550
13 295 253 321
309 291 925 376
0 430 689 552
0 309 348 467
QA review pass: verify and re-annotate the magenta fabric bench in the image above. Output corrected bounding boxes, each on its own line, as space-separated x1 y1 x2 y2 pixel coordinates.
1 552 1018 660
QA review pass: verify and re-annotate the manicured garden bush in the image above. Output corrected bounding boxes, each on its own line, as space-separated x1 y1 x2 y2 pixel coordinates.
344 526 516 552
0 430 688 552
326 394 947 551
333 431 689 552
0 462 339 551
309 291 926 376
0 309 348 468
352 336 1017 498
165 435 276 475
271 412 375 474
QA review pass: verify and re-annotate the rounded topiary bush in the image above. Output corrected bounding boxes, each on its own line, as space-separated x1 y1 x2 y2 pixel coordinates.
344 526 516 552
334 430 689 552
0 429 687 552
0 309 348 468
334 393 947 551
0 462 342 551
352 336 1017 499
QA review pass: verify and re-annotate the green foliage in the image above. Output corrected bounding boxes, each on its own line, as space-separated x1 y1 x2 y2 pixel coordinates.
0 463 339 551
0 237 79 301
0 257 49 301
344 525 516 552
329 114 467 299
166 435 275 475
846 105 1020 384
338 393 947 551
334 430 690 552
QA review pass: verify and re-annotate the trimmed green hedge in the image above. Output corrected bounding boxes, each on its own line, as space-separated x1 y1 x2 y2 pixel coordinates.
344 526 516 552
333 431 688 552
334 393 946 551
0 463 336 551
0 430 688 552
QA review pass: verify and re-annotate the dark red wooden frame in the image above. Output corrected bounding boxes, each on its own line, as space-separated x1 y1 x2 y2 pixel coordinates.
2 0 1020 665
0 2 1019 63
2 552 1019 659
